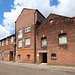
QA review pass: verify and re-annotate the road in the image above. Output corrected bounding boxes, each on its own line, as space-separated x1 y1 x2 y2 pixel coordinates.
0 62 75 75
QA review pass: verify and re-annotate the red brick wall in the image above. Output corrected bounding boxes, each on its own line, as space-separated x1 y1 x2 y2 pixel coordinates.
36 14 75 66
16 9 38 63
0 35 15 61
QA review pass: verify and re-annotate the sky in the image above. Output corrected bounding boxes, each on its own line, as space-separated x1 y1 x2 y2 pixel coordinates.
0 0 75 39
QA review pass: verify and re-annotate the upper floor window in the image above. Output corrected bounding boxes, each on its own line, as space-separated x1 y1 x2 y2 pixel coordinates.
18 40 22 48
25 37 30 47
18 30 22 38
11 37 13 44
59 33 67 46
0 41 1 47
25 26 30 33
2 40 4 46
41 37 47 47
6 38 8 45
49 19 53 23
51 53 56 60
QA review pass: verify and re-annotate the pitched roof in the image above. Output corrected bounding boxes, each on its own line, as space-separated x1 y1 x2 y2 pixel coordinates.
0 34 15 41
15 8 45 23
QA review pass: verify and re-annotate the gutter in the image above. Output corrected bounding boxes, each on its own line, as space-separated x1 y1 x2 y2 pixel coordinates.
13 22 16 62
34 11 37 63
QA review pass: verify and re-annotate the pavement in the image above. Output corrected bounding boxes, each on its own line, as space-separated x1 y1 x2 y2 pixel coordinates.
0 60 75 73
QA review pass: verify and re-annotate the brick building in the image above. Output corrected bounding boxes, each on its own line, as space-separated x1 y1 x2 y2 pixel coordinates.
36 14 75 66
15 8 45 63
0 8 75 66
0 34 15 61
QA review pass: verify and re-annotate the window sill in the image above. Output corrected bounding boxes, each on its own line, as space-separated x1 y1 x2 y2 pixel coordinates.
18 47 22 49
25 45 30 48
51 59 57 60
59 44 67 47
6 45 8 46
18 58 20 60
25 32 30 34
41 46 47 49
5 57 7 58
27 59 30 61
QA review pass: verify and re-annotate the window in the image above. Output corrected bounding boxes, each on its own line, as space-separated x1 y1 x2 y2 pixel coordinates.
18 54 20 60
18 40 22 48
0 41 1 47
18 30 22 38
27 55 30 60
41 37 47 47
5 53 7 57
25 26 30 33
51 53 56 60
2 40 4 46
59 33 67 46
2 51 3 57
25 37 30 47
11 37 13 44
50 19 53 23
6 38 8 45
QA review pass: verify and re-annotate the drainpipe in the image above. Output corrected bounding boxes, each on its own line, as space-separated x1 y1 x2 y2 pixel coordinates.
34 11 37 63
13 22 16 62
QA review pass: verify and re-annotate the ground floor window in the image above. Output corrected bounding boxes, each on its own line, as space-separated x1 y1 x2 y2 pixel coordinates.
5 53 7 57
18 54 21 60
2 51 3 57
27 55 30 60
51 53 56 60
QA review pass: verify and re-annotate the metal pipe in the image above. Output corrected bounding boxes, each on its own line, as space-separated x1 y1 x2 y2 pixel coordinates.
34 11 37 63
13 22 16 62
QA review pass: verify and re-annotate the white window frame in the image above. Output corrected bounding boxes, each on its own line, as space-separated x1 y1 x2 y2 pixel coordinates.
11 36 13 44
42 37 47 47
18 30 22 38
59 34 67 45
25 26 30 33
18 54 21 60
25 37 30 47
2 40 4 46
6 38 8 45
2 51 3 57
27 55 30 60
51 53 56 60
18 40 22 48
5 53 7 57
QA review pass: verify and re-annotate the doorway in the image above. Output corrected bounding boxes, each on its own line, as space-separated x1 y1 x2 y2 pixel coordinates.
39 53 47 63
10 51 13 61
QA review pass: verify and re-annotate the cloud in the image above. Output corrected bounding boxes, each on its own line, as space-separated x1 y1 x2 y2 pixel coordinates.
3 5 23 31
53 0 75 17
0 0 75 39
0 25 10 39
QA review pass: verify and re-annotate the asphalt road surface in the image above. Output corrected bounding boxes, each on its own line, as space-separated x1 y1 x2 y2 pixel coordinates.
0 63 75 75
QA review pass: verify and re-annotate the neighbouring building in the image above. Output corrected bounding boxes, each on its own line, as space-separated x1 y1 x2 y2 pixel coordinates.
36 14 75 66
0 34 15 61
0 8 75 66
